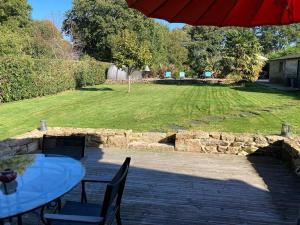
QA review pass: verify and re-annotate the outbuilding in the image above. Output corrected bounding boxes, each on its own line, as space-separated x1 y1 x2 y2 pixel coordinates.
269 53 300 88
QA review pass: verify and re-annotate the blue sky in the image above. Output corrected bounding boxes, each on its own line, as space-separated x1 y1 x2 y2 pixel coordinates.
28 0 184 30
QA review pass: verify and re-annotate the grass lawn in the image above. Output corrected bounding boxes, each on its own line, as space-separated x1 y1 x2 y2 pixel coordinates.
1 83 300 140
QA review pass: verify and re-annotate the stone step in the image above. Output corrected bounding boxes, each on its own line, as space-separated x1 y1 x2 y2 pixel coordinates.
128 141 175 151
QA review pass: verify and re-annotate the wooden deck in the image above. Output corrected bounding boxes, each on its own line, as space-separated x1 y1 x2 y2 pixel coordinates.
23 148 300 225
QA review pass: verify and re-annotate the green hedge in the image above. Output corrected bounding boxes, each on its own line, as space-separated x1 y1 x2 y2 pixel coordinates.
75 60 107 87
0 57 108 103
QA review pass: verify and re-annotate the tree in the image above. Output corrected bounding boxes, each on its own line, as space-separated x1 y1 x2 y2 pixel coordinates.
110 30 152 92
221 29 265 81
167 29 189 71
0 0 32 28
268 43 300 59
254 25 300 54
187 26 225 75
148 23 170 70
63 0 156 62
26 20 72 59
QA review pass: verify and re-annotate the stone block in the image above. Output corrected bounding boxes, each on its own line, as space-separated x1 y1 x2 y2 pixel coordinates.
141 132 168 143
217 146 228 153
87 139 102 148
183 139 203 152
209 132 221 139
244 142 256 147
174 143 186 152
221 133 235 142
13 145 28 154
129 133 143 142
230 142 244 148
148 143 174 151
237 151 249 156
201 139 229 147
0 145 15 158
7 138 33 147
253 135 268 145
204 146 218 153
227 147 240 154
128 141 148 150
193 131 209 139
129 142 174 151
87 135 103 147
27 141 39 153
242 146 258 154
106 135 128 148
176 132 194 140
266 135 285 144
235 135 253 143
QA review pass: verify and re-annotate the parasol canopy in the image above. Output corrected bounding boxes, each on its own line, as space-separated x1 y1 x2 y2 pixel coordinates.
126 0 300 27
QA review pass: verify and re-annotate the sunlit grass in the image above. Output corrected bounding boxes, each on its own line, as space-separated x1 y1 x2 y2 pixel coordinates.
1 83 300 140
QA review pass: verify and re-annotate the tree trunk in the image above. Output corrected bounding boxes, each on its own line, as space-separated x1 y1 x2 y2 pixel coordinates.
128 75 131 93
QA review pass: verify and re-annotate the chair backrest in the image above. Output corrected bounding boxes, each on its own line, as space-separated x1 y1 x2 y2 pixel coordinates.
204 71 213 78
179 72 185 78
165 71 172 78
42 135 86 160
101 157 131 222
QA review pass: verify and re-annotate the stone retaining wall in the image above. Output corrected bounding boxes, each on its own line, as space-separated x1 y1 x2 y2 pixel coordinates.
175 131 287 155
0 137 39 158
1 128 300 175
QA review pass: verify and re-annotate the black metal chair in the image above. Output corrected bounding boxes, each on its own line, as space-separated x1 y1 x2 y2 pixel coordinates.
44 157 131 225
42 135 86 160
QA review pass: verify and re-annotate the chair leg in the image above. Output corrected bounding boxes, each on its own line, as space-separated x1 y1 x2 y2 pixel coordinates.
17 215 22 225
116 209 122 225
56 198 62 212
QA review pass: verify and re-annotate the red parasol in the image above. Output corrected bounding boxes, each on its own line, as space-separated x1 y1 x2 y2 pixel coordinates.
126 0 300 27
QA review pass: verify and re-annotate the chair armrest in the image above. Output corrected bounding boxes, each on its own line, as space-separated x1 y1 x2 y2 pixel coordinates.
82 178 111 183
44 213 103 224
81 177 111 203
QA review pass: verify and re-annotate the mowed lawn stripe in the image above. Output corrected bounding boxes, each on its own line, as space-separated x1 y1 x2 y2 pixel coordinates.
1 83 300 140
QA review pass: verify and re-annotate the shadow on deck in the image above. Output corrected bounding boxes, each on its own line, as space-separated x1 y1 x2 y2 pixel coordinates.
22 148 300 225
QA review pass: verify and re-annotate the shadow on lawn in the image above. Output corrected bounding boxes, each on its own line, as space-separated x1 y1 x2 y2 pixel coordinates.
231 83 300 100
154 80 300 99
79 87 114 92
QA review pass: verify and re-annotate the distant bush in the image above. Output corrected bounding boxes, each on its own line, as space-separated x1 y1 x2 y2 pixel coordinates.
0 57 108 103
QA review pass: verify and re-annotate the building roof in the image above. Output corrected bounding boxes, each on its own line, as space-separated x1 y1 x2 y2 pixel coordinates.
269 53 300 61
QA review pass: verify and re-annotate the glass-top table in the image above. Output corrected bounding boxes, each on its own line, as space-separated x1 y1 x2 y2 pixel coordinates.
0 154 85 220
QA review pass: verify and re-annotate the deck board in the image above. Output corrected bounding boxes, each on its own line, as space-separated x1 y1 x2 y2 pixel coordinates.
22 148 300 225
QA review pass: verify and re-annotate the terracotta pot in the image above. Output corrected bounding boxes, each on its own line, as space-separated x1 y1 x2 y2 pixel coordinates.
0 169 17 183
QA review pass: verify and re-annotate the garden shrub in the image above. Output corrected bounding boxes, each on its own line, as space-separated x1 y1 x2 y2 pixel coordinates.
0 57 108 103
